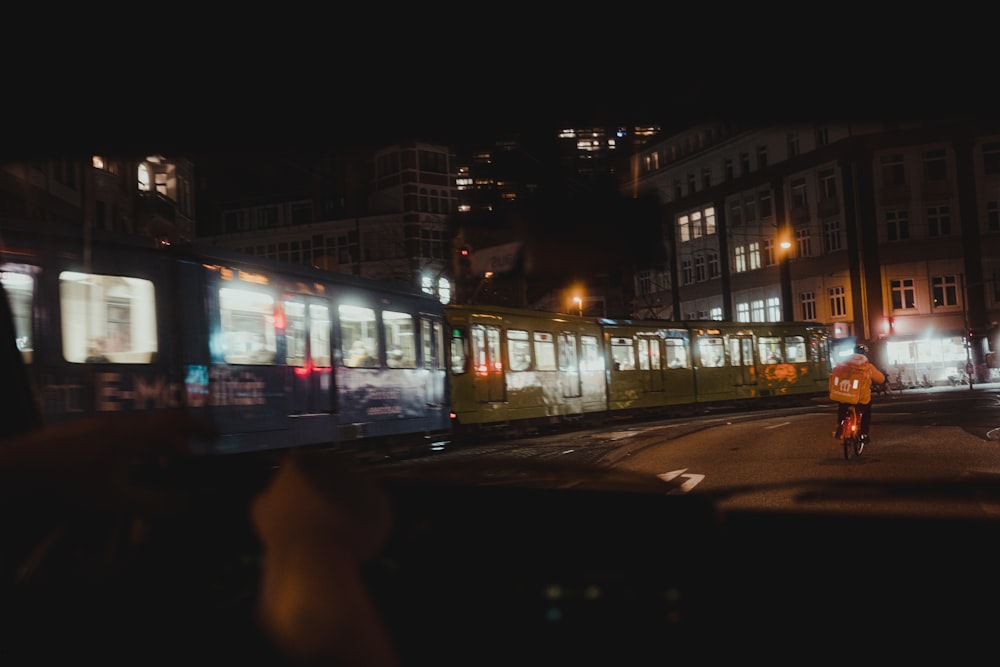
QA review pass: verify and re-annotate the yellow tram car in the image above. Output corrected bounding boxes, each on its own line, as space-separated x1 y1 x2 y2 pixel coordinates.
446 304 834 434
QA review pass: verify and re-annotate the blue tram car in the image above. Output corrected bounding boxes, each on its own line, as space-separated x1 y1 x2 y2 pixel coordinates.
0 220 451 457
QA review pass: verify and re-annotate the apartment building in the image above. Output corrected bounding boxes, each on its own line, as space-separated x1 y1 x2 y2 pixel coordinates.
625 120 1000 385
1 154 196 246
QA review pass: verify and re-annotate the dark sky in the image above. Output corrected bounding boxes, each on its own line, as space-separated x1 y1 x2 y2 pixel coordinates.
4 18 988 162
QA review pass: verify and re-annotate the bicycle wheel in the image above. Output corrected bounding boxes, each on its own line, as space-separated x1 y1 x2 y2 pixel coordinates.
855 437 865 456
842 407 858 460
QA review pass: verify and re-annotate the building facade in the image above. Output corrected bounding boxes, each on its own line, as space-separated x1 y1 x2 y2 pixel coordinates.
201 141 458 304
625 120 1000 385
1 154 196 246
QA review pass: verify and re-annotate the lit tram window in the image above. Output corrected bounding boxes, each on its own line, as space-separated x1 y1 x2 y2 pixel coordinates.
59 271 158 364
218 286 276 365
1 268 34 363
340 304 378 368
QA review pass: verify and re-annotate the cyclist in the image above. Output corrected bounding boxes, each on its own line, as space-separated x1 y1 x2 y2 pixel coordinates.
834 342 886 446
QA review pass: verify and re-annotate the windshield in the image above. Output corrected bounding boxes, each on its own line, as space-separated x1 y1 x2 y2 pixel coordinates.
4 43 999 664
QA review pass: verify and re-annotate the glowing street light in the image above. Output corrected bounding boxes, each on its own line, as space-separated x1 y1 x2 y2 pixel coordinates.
572 296 583 316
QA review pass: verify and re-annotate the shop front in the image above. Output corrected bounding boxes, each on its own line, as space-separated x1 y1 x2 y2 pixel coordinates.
879 332 970 387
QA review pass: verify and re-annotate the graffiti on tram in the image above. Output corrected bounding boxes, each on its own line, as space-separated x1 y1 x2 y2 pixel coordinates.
34 365 269 416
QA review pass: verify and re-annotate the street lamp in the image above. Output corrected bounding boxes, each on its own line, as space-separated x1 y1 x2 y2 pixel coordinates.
572 296 583 316
778 233 793 321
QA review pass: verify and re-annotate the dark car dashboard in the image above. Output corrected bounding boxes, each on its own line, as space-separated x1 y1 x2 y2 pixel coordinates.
4 451 1000 665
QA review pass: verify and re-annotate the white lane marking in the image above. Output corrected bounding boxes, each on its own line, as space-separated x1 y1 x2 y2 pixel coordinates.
657 469 706 494
765 421 791 429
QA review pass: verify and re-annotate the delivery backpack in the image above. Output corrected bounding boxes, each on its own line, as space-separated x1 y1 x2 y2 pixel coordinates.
828 363 870 403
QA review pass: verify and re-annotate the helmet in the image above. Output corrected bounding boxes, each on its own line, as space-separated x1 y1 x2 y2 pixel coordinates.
854 343 869 355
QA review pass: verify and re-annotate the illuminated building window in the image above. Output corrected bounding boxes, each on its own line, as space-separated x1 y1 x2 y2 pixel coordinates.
766 297 780 322
137 163 150 191
733 246 746 273
736 302 750 323
677 215 690 243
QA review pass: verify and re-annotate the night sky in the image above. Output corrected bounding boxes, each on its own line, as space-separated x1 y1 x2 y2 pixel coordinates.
4 17 985 161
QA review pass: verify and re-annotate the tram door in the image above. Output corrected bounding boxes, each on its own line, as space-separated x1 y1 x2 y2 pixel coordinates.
471 324 504 402
730 334 757 386
559 332 581 398
636 335 664 393
422 318 446 406
284 296 333 414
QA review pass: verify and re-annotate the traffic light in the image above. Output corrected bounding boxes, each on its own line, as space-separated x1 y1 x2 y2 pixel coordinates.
454 245 472 277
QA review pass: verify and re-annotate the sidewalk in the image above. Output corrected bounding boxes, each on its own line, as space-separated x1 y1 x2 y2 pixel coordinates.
877 381 1000 396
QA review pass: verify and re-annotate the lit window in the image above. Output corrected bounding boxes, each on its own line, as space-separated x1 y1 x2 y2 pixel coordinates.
137 163 150 192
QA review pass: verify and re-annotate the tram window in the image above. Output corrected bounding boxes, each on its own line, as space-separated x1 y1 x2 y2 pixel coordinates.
508 329 531 371
310 302 331 367
1 268 34 364
471 325 501 375
59 271 158 364
784 335 806 363
434 322 444 369
581 335 602 371
648 338 661 370
284 299 306 367
810 335 829 364
699 337 725 367
340 304 378 368
422 318 446 370
611 337 635 371
558 332 578 372
218 286 275 365
729 338 741 365
383 310 416 368
637 338 650 370
450 326 468 374
534 331 556 371
759 336 782 364
666 339 688 369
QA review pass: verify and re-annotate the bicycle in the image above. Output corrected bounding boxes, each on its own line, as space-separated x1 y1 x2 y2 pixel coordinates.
838 404 864 460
